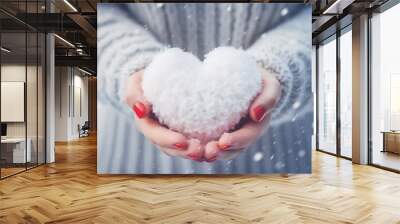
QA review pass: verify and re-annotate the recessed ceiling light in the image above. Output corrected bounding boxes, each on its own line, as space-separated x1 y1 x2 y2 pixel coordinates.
78 67 92 76
1 47 11 53
63 0 78 12
322 0 354 15
54 34 75 48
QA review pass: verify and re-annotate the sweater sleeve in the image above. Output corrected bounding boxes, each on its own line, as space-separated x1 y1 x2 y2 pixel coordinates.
246 9 312 125
97 5 164 116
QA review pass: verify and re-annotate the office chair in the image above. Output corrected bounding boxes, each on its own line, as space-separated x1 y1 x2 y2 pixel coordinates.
79 121 90 138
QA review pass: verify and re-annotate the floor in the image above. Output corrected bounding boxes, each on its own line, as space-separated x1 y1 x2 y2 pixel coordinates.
0 167 25 178
1 163 43 178
0 135 400 223
372 150 400 171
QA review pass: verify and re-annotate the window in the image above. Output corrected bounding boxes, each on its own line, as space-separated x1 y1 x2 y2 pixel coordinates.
339 28 352 158
370 3 400 171
317 37 337 154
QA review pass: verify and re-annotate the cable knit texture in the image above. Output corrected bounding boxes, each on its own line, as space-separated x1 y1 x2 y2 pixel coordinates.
98 4 312 125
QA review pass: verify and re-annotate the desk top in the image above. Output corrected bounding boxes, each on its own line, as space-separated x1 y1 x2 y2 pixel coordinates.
381 131 400 134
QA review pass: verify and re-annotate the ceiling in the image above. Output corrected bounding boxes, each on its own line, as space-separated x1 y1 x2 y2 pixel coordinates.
0 0 395 73
311 0 390 43
0 0 98 74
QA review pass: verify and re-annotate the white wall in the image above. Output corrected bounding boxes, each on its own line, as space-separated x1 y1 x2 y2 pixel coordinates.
1 65 26 138
1 63 47 164
71 73 89 138
55 66 69 141
1 65 41 137
54 67 89 141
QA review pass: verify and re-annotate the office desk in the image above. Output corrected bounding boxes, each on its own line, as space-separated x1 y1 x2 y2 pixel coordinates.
382 131 400 154
1 138 31 163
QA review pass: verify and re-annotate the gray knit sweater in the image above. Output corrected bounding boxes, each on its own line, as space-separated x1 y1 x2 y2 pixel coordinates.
97 3 313 174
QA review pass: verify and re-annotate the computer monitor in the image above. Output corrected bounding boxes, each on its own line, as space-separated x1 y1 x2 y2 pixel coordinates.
1 123 7 137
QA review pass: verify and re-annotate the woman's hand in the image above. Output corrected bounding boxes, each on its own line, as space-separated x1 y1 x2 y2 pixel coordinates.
124 68 281 163
123 70 204 161
204 67 282 162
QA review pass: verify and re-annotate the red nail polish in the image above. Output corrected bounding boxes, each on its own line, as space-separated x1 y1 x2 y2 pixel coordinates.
188 155 203 162
187 152 200 158
218 144 231 151
173 143 188 150
133 102 145 118
253 105 266 122
207 156 218 162
187 152 203 161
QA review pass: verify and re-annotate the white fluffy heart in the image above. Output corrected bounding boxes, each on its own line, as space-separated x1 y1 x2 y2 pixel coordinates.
142 47 262 143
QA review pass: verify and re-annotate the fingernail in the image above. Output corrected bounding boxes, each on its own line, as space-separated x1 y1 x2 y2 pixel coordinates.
218 143 231 151
187 152 200 158
188 155 203 162
187 152 202 161
133 102 145 118
173 143 188 150
207 156 218 162
253 105 266 122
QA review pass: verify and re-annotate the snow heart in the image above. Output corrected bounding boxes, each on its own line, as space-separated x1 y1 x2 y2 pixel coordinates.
142 47 262 143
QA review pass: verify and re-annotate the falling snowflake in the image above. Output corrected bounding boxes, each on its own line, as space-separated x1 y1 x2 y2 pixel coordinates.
298 150 306 158
227 6 232 12
275 161 285 170
253 152 264 162
156 3 164 8
270 154 275 160
281 8 289 16
292 101 301 109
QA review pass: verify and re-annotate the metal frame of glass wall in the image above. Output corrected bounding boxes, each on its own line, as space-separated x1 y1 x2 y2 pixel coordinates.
0 0 47 180
316 0 400 173
315 24 353 161
367 0 400 173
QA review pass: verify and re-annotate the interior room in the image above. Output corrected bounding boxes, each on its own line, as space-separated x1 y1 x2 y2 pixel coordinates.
0 17 46 178
0 0 400 223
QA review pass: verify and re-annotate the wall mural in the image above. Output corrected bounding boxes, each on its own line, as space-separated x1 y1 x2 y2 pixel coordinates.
97 3 313 174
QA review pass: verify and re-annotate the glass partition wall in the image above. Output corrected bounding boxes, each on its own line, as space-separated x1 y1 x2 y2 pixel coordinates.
316 26 352 159
370 3 400 172
317 36 337 155
339 27 352 159
0 2 46 179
